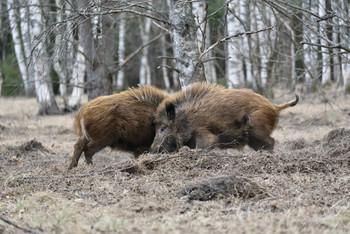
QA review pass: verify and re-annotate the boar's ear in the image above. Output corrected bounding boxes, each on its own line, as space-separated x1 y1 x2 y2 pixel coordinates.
166 103 176 122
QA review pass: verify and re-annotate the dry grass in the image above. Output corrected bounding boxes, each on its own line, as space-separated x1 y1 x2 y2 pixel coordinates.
0 90 350 233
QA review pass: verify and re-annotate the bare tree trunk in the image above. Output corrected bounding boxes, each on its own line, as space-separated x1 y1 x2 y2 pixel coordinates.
340 0 350 93
116 12 126 90
19 0 35 96
68 44 85 110
53 0 68 106
319 0 331 85
0 67 2 96
226 0 244 88
7 0 31 96
169 0 205 88
161 35 171 90
29 0 60 115
139 3 152 85
192 0 217 83
78 0 116 100
329 1 342 88
302 0 319 93
291 0 305 85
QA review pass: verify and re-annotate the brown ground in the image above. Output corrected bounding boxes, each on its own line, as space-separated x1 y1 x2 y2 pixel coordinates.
0 89 350 233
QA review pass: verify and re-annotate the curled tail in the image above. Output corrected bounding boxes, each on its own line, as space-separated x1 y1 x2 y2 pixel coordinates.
276 94 299 112
74 114 91 141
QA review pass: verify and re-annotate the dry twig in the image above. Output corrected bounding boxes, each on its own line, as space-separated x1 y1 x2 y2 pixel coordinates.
0 215 42 234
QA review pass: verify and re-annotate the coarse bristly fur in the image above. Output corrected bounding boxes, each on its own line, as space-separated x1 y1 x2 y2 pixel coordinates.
150 82 299 154
68 85 169 169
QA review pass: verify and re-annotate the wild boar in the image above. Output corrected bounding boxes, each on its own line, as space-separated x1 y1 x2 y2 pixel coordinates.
68 85 168 169
150 82 299 154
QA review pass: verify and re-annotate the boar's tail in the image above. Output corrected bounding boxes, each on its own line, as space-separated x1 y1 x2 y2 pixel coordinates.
276 94 299 112
74 116 91 141
80 118 91 142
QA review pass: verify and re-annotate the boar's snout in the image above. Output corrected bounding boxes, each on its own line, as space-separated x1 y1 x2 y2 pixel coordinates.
150 131 178 154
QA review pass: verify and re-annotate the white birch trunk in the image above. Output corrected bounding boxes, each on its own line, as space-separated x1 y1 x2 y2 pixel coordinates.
29 0 60 114
161 35 171 90
53 0 68 105
319 1 331 85
139 3 152 85
19 0 35 96
68 44 85 109
330 1 344 88
0 68 2 96
116 13 126 90
226 0 243 88
205 25 217 83
192 1 217 83
169 0 205 88
256 3 268 89
302 0 319 91
242 1 254 88
340 0 350 93
7 0 31 96
282 21 296 90
166 0 180 89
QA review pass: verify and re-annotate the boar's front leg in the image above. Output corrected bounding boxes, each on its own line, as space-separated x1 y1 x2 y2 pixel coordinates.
248 131 275 151
195 128 219 150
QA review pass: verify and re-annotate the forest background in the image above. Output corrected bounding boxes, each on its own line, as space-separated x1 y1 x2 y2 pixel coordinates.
0 0 349 114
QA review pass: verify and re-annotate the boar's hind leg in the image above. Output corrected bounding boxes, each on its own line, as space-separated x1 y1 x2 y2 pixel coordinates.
83 140 105 165
69 136 88 169
248 131 275 152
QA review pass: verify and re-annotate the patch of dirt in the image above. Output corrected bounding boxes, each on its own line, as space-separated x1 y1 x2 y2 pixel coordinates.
0 91 350 233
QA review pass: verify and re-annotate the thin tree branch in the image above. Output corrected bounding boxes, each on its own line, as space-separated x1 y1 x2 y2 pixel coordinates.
0 215 42 234
152 21 171 34
111 33 166 74
199 26 274 63
300 41 350 53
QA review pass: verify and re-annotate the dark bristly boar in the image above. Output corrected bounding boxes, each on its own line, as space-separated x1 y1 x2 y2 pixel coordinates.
150 82 299 154
68 85 168 169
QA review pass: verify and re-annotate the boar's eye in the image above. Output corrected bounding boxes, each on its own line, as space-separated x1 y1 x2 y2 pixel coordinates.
159 126 167 133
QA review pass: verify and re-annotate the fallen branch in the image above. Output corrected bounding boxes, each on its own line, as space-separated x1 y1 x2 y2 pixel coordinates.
0 215 41 234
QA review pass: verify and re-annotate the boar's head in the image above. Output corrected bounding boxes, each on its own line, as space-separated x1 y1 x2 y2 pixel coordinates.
150 103 193 154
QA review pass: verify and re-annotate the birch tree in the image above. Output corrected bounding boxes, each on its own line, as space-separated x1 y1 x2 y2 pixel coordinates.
53 0 73 106
7 0 33 96
67 44 85 110
19 0 35 96
77 0 117 100
116 12 126 90
0 67 2 96
29 0 60 115
192 0 217 83
226 0 245 88
339 0 350 93
169 0 205 88
139 2 153 85
160 35 171 90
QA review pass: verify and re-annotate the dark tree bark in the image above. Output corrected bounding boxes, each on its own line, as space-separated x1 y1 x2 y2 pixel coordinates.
78 0 116 100
291 0 305 83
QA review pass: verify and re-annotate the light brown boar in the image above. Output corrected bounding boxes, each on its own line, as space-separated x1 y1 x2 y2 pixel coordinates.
68 85 168 169
150 82 298 154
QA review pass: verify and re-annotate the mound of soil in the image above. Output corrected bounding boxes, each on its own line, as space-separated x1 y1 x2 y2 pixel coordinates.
177 175 267 201
323 128 350 143
3 139 49 159
17 139 48 152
